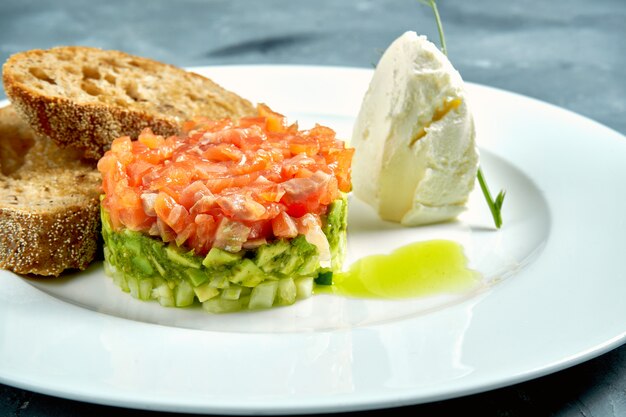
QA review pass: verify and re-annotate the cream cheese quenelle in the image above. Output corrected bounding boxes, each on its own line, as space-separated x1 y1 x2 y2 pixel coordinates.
351 31 479 226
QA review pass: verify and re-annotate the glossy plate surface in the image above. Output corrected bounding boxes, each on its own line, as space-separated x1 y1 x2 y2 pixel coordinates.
0 65 624 414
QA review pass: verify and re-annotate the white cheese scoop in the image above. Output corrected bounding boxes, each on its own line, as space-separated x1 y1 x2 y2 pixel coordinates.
351 31 479 226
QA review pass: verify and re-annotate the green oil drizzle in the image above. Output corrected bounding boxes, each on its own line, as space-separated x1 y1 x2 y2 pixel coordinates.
318 240 480 299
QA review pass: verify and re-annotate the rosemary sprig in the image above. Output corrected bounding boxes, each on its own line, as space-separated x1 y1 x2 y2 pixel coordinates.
417 0 447 56
477 167 505 228
418 0 506 229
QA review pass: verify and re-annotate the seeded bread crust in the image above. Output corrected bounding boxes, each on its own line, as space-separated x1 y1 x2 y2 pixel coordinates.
2 46 256 160
0 105 101 276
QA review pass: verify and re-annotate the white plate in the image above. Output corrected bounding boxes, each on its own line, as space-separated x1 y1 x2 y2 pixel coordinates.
1 65 625 415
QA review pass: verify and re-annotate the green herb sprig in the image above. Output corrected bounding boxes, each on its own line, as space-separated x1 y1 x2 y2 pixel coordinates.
418 0 506 229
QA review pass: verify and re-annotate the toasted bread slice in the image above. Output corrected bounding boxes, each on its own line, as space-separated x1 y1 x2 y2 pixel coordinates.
0 105 101 276
2 46 256 160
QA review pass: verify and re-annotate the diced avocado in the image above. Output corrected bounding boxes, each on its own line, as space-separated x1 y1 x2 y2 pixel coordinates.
323 196 348 271
277 251 303 275
101 192 348 313
297 255 320 276
149 254 166 277
194 282 220 302
185 268 209 287
101 203 112 234
325 198 344 228
259 236 316 276
255 239 290 269
230 259 266 287
131 256 154 276
123 229 143 254
202 247 243 268
290 235 316 253
165 245 202 269
249 281 278 309
281 235 320 275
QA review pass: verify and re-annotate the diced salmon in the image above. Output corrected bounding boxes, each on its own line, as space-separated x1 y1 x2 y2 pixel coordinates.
98 105 353 255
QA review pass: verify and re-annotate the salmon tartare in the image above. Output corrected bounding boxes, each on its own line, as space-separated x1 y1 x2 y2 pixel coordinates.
97 105 353 312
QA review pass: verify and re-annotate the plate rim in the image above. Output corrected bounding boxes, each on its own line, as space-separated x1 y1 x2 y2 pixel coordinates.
1 63 625 415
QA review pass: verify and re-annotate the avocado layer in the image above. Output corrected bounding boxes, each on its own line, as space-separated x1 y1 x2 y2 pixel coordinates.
101 196 347 312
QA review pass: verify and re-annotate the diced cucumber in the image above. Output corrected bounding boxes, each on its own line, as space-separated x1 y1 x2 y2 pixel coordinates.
127 275 140 298
194 282 220 302
111 269 130 292
152 276 166 289
175 280 195 307
249 281 278 309
139 278 153 301
152 282 175 307
103 258 116 276
276 278 297 305
221 285 243 300
103 246 111 261
102 245 117 264
242 273 266 287
209 274 230 289
295 276 314 299
202 296 249 314
101 192 348 313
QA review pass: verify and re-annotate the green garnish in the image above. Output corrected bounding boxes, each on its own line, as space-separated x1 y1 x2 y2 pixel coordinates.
315 270 333 286
477 167 505 229
419 0 506 229
417 0 447 56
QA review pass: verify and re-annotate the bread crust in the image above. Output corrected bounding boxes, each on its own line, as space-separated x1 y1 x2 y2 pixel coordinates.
0 203 100 276
0 46 257 275
2 46 256 160
5 84 179 160
0 105 101 276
